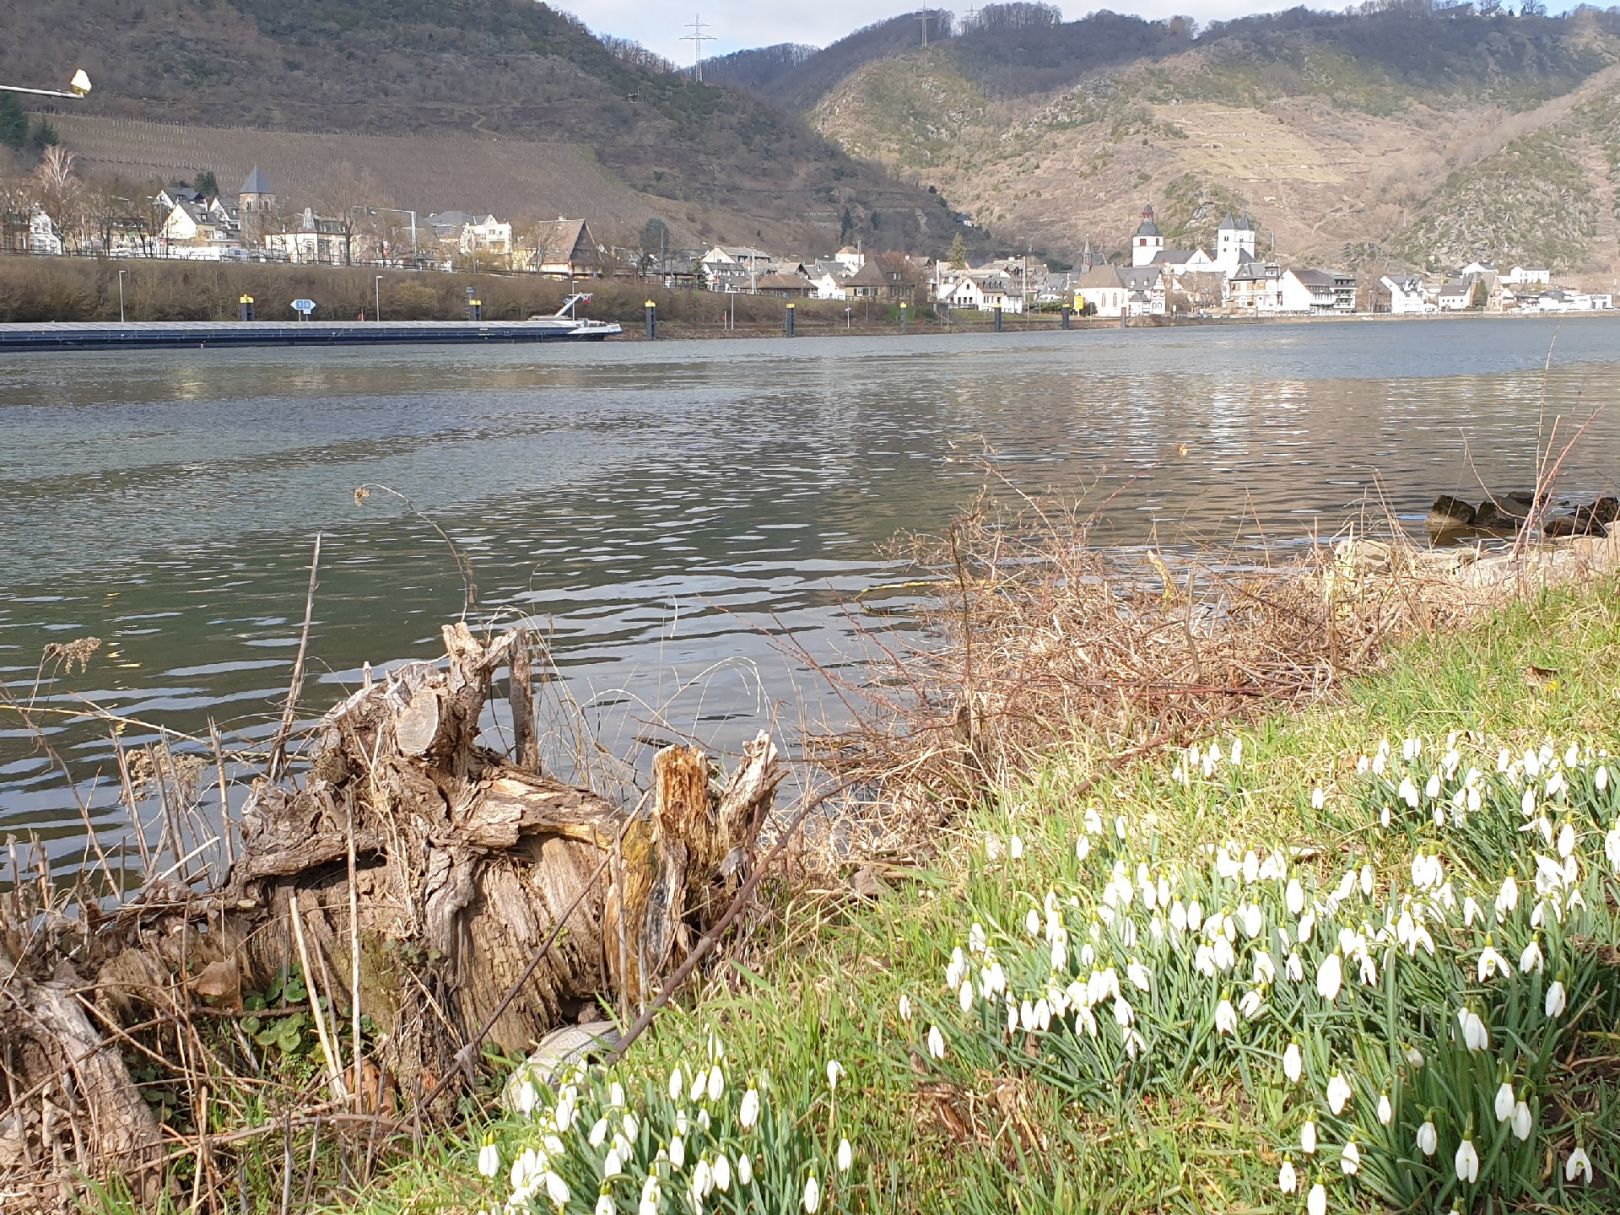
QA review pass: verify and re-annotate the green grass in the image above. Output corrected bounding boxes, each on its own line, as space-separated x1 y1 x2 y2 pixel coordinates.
319 582 1620 1214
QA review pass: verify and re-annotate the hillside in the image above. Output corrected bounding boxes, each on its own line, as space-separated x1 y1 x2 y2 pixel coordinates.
793 7 1620 275
0 0 966 253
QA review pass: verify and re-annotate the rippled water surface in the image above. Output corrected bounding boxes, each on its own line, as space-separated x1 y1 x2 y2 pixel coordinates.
4 317 1620 871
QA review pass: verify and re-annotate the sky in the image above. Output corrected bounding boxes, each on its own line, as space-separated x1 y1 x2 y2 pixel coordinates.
547 1 1330 62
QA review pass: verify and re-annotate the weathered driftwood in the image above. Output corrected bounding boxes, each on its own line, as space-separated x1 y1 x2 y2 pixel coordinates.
0 623 783 1203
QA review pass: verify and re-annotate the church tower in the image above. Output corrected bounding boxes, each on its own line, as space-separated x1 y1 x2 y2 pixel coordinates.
1131 206 1163 268
238 166 274 215
1215 211 1256 273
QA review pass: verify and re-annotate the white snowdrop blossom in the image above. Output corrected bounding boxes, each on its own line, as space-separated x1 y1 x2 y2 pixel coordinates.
1278 1159 1297 1194
1307 1180 1327 1215
515 1079 539 1116
1316 952 1343 1003
739 1087 760 1131
1458 1006 1490 1051
1301 1120 1318 1155
1214 997 1237 1035
1494 1080 1515 1123
1566 1146 1593 1184
825 1060 845 1090
1546 980 1567 1018
737 1155 753 1186
1455 1137 1479 1184
544 1171 570 1206
802 1173 822 1213
1512 1100 1533 1141
1377 1093 1393 1126
1520 937 1543 973
927 1025 946 1059
1283 1041 1303 1084
1009 834 1025 860
1416 1119 1438 1157
595 1196 614 1215
477 1140 500 1179
898 994 912 1021
1341 1139 1361 1175
1327 1072 1352 1116
837 1138 853 1172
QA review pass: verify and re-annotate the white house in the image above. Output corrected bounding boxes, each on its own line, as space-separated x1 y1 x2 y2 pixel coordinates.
1226 260 1285 312
1122 266 1166 316
263 207 349 264
26 209 62 255
1503 265 1550 287
1279 268 1336 314
459 215 512 256
1380 275 1433 315
1436 278 1473 311
1152 246 1218 275
158 194 242 258
833 244 865 273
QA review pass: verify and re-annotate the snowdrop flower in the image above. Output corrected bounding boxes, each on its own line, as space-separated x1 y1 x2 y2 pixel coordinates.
1458 1006 1490 1051
1127 959 1152 991
515 1079 539 1116
1378 1093 1393 1126
1025 908 1041 937
1307 1180 1327 1215
693 1158 714 1199
604 1148 623 1179
1494 1080 1516 1123
1546 979 1567 1018
1278 1158 1297 1194
802 1174 822 1212
1231 738 1243 765
1406 1044 1425 1070
1599 765 1611 792
1606 823 1620 872
1463 897 1481 927
595 1196 614 1215
1009 834 1024 860
1316 953 1343 1004
1477 938 1512 982
837 1139 853 1172
1558 822 1575 859
1425 772 1441 800
707 1065 725 1102
1520 936 1544 973
898 994 912 1021
1416 1118 1438 1157
927 1025 946 1059
477 1138 500 1179
1286 951 1305 983
1327 1073 1352 1116
1496 873 1519 919
1455 1137 1479 1184
668 1067 685 1102
739 1087 760 1130
1283 1041 1303 1084
544 1172 570 1206
737 1155 753 1186
670 1136 686 1169
1301 1120 1318 1155
985 835 1004 861
589 1117 609 1148
1341 1140 1360 1175
958 980 973 1012
1512 1100 1533 1142
1297 910 1314 944
1399 775 1421 809
826 1060 845 1090
1214 997 1237 1034
1285 878 1305 916
1312 787 1326 810
1566 1145 1593 1184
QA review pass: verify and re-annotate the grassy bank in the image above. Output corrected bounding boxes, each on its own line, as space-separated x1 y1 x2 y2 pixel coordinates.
327 577 1620 1215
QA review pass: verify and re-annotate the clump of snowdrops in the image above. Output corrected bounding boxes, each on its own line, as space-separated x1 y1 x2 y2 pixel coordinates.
476 1032 857 1213
907 733 1620 1212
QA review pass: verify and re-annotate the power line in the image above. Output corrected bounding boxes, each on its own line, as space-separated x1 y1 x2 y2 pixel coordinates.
681 13 714 82
918 8 931 47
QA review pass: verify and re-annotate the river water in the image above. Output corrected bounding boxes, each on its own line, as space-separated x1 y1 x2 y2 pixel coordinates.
3 317 1619 876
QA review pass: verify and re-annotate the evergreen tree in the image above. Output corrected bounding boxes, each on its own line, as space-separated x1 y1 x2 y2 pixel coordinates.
639 217 669 256
0 94 28 152
27 119 58 155
839 206 855 244
948 232 968 270
195 170 220 197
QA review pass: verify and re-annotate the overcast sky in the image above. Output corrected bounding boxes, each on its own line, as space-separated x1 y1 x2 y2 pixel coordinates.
548 1 1332 62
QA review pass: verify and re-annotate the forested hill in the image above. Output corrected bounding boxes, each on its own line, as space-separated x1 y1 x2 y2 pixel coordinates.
715 2 1620 275
0 0 966 253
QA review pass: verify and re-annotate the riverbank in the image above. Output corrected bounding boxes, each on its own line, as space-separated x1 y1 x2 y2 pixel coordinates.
360 566 1620 1215
36 525 1611 1215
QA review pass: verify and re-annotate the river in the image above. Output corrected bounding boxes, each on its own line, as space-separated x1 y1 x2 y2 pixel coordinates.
3 317 1619 878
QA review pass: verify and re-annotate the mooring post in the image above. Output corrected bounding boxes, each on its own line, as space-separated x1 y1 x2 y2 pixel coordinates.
1060 305 1071 330
644 299 657 340
238 294 255 322
899 299 908 332
994 305 1003 332
785 301 796 337
467 297 482 322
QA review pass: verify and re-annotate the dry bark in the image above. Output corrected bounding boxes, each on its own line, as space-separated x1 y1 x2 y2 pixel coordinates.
0 622 784 1204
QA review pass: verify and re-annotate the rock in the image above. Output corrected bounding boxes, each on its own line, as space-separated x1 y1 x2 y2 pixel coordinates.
502 1021 622 1110
1544 516 1579 538
1426 494 1476 535
1594 496 1620 525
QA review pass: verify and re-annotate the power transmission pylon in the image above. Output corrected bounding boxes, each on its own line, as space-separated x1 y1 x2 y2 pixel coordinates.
682 14 714 82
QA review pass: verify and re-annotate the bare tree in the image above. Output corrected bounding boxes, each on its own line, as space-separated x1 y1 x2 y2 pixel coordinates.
31 145 83 252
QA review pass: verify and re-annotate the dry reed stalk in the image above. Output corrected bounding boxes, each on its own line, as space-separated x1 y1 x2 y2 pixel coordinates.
268 534 322 785
288 893 348 1104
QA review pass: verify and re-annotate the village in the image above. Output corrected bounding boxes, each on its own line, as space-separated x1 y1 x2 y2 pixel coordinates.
2 161 1612 318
